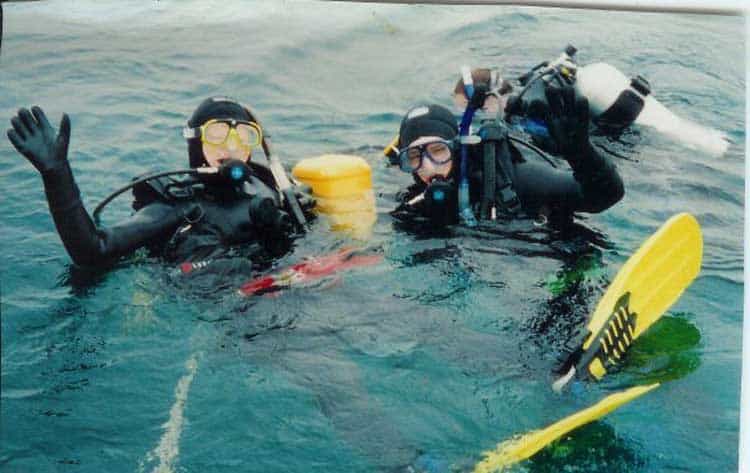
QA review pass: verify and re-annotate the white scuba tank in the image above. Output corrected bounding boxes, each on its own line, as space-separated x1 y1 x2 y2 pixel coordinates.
576 62 729 157
575 62 650 127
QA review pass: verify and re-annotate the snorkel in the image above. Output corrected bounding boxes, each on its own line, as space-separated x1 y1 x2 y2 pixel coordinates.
458 65 478 227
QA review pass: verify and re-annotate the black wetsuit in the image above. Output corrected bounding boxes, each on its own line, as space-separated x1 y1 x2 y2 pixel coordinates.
40 160 297 267
394 136 623 226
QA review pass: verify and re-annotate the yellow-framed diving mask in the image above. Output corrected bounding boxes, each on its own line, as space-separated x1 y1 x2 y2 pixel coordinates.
183 118 263 149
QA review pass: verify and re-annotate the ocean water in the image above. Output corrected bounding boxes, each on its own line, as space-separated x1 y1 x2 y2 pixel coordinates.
0 1 744 472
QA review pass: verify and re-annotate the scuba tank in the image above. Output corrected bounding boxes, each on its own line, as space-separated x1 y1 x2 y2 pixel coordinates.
508 45 652 133
576 61 729 156
575 62 651 131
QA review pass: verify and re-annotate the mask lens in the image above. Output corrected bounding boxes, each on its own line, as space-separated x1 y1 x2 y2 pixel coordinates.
398 147 419 172
236 123 261 147
408 147 424 169
425 142 451 164
203 122 230 145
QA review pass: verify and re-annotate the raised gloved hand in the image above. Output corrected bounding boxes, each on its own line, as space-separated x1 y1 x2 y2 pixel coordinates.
544 85 591 159
8 106 71 173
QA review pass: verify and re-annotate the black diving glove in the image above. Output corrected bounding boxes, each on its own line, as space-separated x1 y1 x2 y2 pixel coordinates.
544 85 591 163
8 106 71 173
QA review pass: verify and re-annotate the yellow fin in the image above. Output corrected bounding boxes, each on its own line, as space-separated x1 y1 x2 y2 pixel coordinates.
585 213 702 345
563 214 703 386
473 383 659 473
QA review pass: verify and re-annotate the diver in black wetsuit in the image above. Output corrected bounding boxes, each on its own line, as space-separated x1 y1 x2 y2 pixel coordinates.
390 84 624 227
7 97 313 269
447 49 653 156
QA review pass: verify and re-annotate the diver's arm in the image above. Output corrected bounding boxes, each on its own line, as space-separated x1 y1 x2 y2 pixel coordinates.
41 164 187 266
8 106 186 267
551 83 624 212
565 142 624 212
524 85 624 214
512 144 623 215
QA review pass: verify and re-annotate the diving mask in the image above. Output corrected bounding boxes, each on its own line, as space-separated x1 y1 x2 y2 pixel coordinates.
397 139 455 173
183 119 263 149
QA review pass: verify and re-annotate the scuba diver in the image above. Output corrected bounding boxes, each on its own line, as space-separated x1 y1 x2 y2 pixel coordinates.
389 83 624 228
7 97 314 269
445 46 651 157
445 45 728 158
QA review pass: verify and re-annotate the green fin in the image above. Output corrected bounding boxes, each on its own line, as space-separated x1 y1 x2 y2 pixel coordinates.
555 213 702 388
472 383 659 473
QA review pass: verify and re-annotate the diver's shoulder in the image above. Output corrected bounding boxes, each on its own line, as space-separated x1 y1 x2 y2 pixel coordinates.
508 135 566 169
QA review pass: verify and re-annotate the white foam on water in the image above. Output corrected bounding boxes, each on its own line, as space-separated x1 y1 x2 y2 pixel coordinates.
142 353 199 473
636 95 731 157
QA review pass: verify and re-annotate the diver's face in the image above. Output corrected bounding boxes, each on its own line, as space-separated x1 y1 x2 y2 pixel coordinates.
202 135 251 168
408 136 454 184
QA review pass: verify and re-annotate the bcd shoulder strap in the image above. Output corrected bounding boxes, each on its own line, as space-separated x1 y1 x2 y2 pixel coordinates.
478 121 521 218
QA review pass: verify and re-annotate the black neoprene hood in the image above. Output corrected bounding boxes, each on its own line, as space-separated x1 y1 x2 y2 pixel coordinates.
398 104 459 148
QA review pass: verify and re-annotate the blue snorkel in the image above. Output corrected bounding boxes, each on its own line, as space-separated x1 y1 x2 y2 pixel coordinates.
458 66 478 227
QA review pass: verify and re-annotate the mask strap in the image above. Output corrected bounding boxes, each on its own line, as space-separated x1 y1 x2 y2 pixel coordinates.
182 125 199 139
